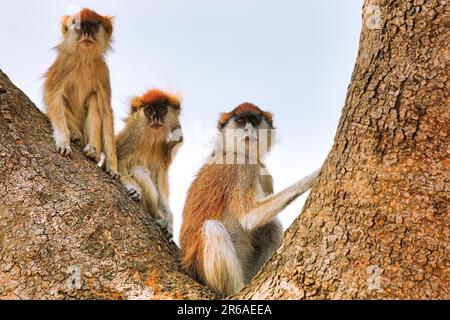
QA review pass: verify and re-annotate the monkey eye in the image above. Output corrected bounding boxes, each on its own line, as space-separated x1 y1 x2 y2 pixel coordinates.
157 105 168 115
235 115 261 127
88 22 100 33
235 117 246 125
76 21 100 34
144 105 152 115
250 116 261 126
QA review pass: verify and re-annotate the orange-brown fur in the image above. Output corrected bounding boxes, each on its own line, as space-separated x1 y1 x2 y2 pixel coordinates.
218 103 273 128
44 8 118 177
180 163 274 283
181 104 277 291
116 89 182 237
181 103 320 297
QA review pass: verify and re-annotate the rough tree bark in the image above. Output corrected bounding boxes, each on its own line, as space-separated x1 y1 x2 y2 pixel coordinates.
0 71 214 300
0 0 448 300
236 0 449 299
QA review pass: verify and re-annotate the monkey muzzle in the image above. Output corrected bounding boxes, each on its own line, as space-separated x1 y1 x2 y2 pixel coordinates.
74 20 99 45
242 123 258 141
144 105 168 128
78 37 96 46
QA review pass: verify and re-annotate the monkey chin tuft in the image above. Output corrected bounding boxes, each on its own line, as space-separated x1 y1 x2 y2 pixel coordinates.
148 122 165 129
78 39 96 47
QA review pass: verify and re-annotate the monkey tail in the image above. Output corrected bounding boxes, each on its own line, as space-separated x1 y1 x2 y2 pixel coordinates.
202 220 245 298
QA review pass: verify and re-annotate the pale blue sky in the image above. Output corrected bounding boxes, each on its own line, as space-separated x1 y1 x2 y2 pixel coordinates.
0 0 363 243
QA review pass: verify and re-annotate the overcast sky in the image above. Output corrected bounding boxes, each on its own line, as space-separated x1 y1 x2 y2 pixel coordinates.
0 0 363 243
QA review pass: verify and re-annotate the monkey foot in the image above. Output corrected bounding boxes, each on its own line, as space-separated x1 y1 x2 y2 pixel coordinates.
126 185 142 201
56 143 72 157
105 168 121 181
156 218 173 241
70 131 82 145
83 144 100 162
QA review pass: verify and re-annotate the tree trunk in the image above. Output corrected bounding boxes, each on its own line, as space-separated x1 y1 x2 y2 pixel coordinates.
236 0 449 299
0 70 214 300
1 0 448 301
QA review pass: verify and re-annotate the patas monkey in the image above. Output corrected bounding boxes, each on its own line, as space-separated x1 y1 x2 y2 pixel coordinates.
180 103 321 297
116 89 183 238
44 8 118 178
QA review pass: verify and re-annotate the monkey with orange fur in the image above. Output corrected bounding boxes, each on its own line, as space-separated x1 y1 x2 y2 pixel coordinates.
180 103 321 297
44 8 118 178
116 89 183 239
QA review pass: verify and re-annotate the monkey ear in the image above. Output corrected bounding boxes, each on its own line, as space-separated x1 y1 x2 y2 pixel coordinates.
262 111 274 128
131 97 142 113
218 112 232 130
101 16 114 37
61 15 70 35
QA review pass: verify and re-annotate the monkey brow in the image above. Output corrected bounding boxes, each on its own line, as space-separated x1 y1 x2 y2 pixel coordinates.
75 17 100 23
143 99 170 108
80 20 100 27
71 19 100 29
235 111 262 119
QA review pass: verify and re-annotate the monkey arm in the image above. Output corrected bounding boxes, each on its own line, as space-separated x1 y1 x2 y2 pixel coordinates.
239 169 321 231
45 92 72 156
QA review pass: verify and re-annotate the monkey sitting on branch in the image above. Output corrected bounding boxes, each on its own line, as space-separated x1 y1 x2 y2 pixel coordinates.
44 8 119 178
116 90 183 239
180 103 321 297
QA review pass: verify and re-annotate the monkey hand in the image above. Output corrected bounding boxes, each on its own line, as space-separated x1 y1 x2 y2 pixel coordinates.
167 128 184 144
105 168 120 181
126 184 142 201
83 144 101 163
55 140 72 157
102 162 120 180
70 130 82 146
156 216 173 241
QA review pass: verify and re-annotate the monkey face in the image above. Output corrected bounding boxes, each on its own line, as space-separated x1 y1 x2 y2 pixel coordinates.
218 103 275 158
145 103 181 131
143 102 169 128
61 9 113 52
224 112 273 143
234 111 264 130
73 20 101 46
130 90 182 132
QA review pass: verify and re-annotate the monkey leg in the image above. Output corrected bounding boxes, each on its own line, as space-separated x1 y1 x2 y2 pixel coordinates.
83 96 102 163
98 94 119 179
247 218 283 281
156 193 174 240
45 93 72 157
64 107 82 145
202 220 245 297
131 166 172 236
131 166 160 216
120 173 142 201
239 169 321 231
